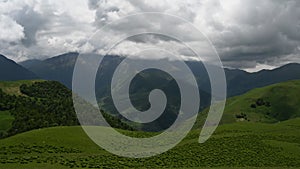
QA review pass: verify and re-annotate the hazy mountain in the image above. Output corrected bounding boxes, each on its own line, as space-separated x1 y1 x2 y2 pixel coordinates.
99 68 211 131
226 63 300 96
20 52 300 98
20 53 300 115
20 54 211 131
0 54 38 81
19 52 78 88
18 59 44 69
187 62 300 97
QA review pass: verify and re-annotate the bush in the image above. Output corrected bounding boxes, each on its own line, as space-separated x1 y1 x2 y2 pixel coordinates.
250 104 257 108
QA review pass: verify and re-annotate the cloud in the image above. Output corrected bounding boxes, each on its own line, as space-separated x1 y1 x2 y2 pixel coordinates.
0 0 94 61
0 0 299 71
85 0 300 71
193 0 300 69
13 6 48 47
0 14 24 42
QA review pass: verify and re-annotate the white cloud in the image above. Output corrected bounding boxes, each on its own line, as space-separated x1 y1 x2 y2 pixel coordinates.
244 63 277 73
0 0 95 61
0 14 24 41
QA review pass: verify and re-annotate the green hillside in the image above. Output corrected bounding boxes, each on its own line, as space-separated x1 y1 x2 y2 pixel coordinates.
0 80 133 138
0 119 300 169
0 80 79 137
196 80 300 127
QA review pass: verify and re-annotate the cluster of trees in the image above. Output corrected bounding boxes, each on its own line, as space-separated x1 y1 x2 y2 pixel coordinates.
0 89 16 111
250 98 271 109
1 81 78 136
20 81 72 99
0 81 133 138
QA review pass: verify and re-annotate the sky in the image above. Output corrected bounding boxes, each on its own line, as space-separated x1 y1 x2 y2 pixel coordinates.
0 0 299 72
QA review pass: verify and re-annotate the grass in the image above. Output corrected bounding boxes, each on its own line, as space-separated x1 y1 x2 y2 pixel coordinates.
0 111 14 132
0 80 43 96
224 80 300 123
0 118 299 169
0 166 298 169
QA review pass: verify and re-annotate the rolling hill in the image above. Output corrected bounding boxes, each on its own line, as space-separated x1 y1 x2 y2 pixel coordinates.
0 119 299 169
0 54 38 81
195 80 300 128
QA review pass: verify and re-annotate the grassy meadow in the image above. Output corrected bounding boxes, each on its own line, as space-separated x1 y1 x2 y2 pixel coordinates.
0 119 299 168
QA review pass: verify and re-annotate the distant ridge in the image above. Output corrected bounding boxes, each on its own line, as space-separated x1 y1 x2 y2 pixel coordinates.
19 52 79 87
0 54 38 81
20 52 300 96
226 63 300 96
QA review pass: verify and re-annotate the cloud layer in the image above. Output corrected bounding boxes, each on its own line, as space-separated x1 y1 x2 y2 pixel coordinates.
0 0 299 71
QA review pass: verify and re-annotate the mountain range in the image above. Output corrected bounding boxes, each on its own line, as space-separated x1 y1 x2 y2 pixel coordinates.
18 52 300 97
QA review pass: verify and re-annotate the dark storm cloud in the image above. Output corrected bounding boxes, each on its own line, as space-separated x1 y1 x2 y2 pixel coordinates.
87 0 300 71
195 0 300 70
